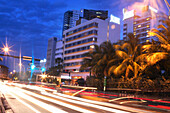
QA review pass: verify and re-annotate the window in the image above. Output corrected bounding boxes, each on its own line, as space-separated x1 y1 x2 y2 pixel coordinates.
95 23 98 27
83 26 87 29
89 23 93 27
94 30 98 35
73 29 77 33
123 24 127 26
138 25 141 28
78 27 82 31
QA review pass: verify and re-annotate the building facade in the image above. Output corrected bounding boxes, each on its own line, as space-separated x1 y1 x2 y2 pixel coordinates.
62 17 120 82
0 65 8 79
123 5 168 43
46 37 57 69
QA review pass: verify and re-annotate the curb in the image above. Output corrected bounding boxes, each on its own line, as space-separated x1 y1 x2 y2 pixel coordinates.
0 92 13 113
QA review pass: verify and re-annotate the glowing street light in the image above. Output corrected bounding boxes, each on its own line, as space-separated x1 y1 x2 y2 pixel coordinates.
4 47 9 52
19 63 22 66
0 38 13 55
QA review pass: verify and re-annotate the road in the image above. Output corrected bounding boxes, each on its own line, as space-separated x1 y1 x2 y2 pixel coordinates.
0 82 158 113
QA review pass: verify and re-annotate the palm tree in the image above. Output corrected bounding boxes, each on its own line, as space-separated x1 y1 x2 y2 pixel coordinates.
148 19 170 52
108 33 143 79
80 41 117 90
81 41 116 78
142 19 170 79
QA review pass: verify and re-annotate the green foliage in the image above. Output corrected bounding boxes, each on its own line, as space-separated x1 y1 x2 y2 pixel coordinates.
47 58 63 76
81 19 170 92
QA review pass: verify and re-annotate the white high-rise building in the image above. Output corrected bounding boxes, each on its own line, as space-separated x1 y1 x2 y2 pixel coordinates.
62 17 120 82
123 5 168 43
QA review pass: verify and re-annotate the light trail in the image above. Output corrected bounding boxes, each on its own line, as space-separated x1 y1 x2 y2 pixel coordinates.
2 84 68 113
8 92 41 113
14 87 96 113
16 87 129 113
54 92 150 113
11 83 152 113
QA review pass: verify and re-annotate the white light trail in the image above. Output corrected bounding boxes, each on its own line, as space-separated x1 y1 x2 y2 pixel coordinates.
7 86 68 113
11 83 151 113
8 93 41 113
40 92 129 113
14 87 95 113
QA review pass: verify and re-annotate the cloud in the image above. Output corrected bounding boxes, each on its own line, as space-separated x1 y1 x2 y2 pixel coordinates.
0 0 68 60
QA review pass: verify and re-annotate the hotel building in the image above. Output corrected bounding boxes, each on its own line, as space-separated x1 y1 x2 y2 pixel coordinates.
62 17 120 82
123 5 168 43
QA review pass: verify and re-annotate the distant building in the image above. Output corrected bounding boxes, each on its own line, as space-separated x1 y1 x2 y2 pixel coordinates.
63 10 80 31
46 37 57 69
63 9 108 31
0 65 8 79
62 17 120 82
123 5 168 43
81 9 108 20
55 40 63 66
76 9 108 25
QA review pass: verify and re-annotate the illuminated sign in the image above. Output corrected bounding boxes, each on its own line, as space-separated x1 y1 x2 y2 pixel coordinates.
123 9 134 20
149 6 158 13
110 15 120 24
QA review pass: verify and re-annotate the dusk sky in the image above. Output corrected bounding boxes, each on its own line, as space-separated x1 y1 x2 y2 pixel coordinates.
0 0 169 70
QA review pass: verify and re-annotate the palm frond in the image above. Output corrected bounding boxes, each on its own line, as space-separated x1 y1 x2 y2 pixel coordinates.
148 32 168 44
147 52 168 65
115 50 129 60
157 24 168 32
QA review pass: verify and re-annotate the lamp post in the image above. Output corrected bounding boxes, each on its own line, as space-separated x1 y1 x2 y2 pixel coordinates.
104 19 110 91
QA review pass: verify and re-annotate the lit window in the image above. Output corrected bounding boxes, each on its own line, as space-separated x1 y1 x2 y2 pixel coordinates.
96 12 102 14
146 18 150 20
147 25 150 28
90 45 95 49
138 25 141 27
146 30 149 32
146 35 149 37
134 22 136 24
97 16 100 18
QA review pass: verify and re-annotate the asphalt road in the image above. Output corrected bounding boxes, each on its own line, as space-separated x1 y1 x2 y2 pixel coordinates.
0 83 158 113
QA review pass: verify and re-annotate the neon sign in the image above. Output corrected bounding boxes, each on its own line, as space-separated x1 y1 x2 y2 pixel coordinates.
110 14 120 24
123 9 134 20
149 6 158 13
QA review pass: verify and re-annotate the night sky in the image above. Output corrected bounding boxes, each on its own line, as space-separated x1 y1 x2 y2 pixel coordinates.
0 0 169 70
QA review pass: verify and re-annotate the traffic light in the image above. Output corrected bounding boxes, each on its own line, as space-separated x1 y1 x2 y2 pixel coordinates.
31 64 35 70
41 67 46 72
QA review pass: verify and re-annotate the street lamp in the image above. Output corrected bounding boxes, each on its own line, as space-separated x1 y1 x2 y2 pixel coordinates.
4 47 9 53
